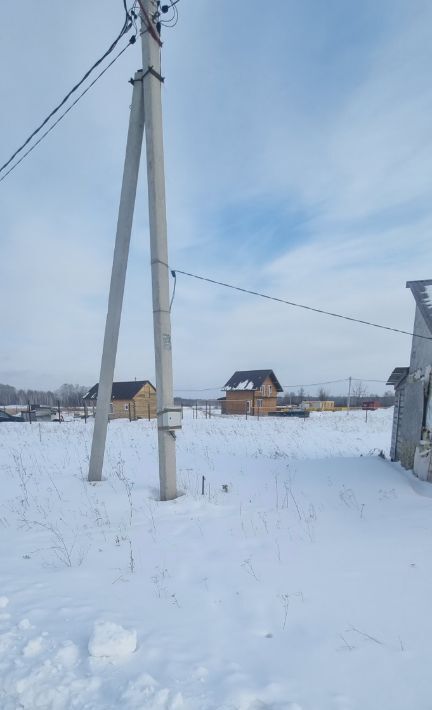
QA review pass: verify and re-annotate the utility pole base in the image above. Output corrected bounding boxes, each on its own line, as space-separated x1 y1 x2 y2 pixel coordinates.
158 429 177 500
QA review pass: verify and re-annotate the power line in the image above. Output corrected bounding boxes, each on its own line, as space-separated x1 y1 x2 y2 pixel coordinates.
174 387 222 392
172 268 432 341
282 379 349 389
351 378 387 384
173 377 389 392
0 7 135 178
282 378 388 388
0 37 136 184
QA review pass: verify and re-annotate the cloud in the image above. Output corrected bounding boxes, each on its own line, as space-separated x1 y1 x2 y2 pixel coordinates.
0 0 431 394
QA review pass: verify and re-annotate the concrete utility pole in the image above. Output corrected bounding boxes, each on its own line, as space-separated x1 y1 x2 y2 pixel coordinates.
88 3 180 497
347 376 352 414
140 0 178 500
88 72 145 482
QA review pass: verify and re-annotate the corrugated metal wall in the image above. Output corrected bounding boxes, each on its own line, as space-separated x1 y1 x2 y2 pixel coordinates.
390 384 405 461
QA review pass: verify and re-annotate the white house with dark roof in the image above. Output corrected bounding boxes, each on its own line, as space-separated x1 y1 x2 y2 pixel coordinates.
221 369 283 416
387 280 432 477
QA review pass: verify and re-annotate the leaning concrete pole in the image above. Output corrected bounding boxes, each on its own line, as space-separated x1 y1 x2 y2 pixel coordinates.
88 72 145 482
140 1 178 500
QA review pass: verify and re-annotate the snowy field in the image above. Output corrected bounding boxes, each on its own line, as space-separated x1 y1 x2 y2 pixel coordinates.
1 408 431 709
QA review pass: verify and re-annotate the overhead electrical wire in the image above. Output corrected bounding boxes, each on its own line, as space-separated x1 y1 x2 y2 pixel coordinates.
170 390 231 394
351 378 388 384
173 377 389 393
170 268 432 341
0 4 137 180
0 0 184 182
281 378 387 388
282 379 350 389
0 37 137 184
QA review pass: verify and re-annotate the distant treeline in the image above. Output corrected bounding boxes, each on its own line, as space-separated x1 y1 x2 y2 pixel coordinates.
0 383 88 408
1 383 395 409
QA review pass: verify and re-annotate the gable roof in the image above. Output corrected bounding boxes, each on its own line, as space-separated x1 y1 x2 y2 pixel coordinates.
406 279 432 334
83 380 155 401
223 369 283 392
386 367 409 388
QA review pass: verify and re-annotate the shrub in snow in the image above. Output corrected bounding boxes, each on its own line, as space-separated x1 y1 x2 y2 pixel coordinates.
88 621 137 658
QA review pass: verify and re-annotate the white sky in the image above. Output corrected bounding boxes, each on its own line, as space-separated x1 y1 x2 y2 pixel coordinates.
0 1 431 397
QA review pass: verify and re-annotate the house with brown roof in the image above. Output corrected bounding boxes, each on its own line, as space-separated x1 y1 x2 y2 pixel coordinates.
221 369 283 416
83 380 157 420
387 280 432 477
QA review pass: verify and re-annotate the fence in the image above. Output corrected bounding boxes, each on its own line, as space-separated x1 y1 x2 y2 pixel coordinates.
179 399 384 420
180 399 271 420
0 401 64 423
109 400 154 422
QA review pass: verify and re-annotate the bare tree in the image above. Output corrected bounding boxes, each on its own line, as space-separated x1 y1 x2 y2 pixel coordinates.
317 388 329 401
0 382 88 408
0 384 17 405
56 384 88 407
351 380 367 405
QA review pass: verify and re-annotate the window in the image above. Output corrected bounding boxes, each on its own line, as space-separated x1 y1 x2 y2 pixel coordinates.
246 400 252 413
124 403 129 411
267 384 272 396
256 398 263 408
260 385 265 395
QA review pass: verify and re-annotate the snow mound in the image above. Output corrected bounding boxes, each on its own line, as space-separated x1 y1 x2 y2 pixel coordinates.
23 636 44 657
54 640 80 667
88 621 137 658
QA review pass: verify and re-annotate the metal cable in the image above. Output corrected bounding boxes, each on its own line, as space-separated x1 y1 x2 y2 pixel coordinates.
0 36 136 183
0 9 134 176
172 268 432 341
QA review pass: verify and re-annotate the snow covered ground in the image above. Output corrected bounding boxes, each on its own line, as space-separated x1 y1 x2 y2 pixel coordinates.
1 408 431 709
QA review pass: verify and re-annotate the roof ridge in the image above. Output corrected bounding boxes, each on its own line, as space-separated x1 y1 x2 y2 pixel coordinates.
223 369 283 392
406 280 432 334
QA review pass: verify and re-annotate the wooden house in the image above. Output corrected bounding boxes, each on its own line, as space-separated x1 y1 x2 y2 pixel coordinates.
83 380 157 420
221 369 283 416
387 280 432 477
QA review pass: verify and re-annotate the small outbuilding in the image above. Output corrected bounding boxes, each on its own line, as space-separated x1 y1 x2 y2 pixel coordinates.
387 279 432 476
83 380 157 420
301 400 335 412
221 369 283 416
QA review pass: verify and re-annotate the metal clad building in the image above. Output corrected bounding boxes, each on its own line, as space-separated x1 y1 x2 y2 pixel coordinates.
387 280 432 472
